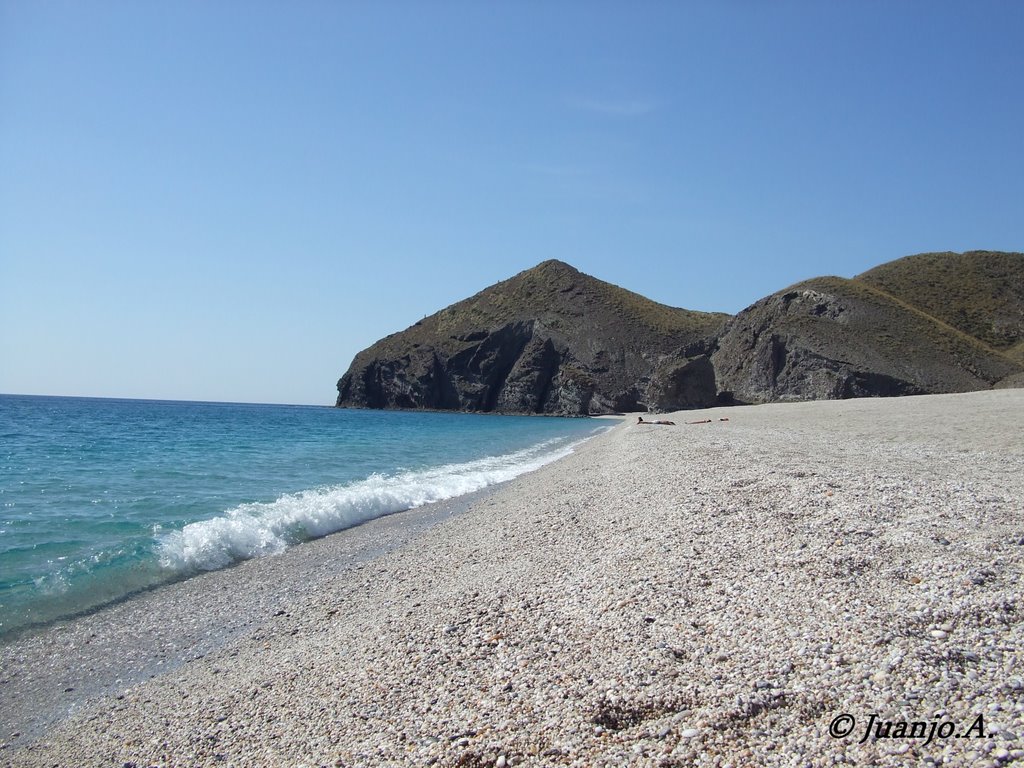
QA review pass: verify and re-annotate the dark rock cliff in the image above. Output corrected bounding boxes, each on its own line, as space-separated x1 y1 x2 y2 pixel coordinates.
711 273 1022 403
336 252 1024 413
336 261 728 415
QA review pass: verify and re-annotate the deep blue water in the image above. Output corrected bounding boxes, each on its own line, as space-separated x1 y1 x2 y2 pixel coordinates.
0 395 609 637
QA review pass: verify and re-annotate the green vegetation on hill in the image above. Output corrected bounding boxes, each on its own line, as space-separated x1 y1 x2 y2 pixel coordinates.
796 275 1019 372
338 251 1024 413
439 259 725 338
369 260 727 360
339 260 730 414
855 251 1024 357
711 258 1024 404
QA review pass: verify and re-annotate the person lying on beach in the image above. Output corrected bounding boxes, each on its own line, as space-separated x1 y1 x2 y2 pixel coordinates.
637 416 676 426
686 419 713 424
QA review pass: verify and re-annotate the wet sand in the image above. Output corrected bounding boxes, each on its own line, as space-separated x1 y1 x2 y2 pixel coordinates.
0 488 495 747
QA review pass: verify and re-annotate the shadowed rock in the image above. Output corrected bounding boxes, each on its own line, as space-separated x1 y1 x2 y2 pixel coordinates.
711 273 1022 403
336 261 728 415
336 252 1024 413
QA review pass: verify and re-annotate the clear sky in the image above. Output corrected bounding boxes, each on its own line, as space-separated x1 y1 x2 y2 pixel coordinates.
2 1 1022 405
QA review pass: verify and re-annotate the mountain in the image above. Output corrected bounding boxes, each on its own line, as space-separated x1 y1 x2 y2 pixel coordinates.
335 260 729 415
711 251 1024 403
855 251 1024 364
336 251 1024 413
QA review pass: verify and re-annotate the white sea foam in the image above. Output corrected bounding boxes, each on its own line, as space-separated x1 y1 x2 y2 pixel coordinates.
156 432 598 573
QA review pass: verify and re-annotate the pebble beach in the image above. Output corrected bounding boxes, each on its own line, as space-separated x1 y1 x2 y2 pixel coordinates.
4 389 1023 767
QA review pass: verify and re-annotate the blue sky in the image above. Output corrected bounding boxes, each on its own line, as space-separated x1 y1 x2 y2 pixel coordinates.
2 1 1022 405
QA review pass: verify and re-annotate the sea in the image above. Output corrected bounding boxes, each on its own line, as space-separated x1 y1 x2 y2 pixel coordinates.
0 394 611 639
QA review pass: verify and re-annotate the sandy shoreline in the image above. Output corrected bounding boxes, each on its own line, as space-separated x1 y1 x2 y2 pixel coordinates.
4 390 1023 767
0 485 502 746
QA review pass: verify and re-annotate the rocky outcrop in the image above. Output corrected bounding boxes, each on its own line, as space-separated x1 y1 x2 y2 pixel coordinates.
336 252 1024 414
336 261 728 415
336 319 595 415
642 337 722 412
644 354 718 412
711 278 1022 403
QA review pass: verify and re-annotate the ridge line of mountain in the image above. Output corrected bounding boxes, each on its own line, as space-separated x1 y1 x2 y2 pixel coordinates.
335 251 1024 414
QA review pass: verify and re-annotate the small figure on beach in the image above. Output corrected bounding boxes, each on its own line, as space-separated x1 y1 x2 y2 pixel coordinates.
637 416 676 426
686 419 713 425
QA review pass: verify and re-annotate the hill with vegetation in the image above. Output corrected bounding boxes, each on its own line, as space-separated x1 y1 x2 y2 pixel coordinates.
337 252 1024 413
336 260 729 415
711 269 1022 403
855 251 1024 364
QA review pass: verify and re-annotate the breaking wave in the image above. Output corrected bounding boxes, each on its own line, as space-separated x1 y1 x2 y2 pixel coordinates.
156 432 596 573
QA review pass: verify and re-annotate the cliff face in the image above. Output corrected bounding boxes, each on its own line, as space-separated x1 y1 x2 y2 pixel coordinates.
336 252 1024 414
710 275 1021 403
336 261 729 415
711 250 1024 403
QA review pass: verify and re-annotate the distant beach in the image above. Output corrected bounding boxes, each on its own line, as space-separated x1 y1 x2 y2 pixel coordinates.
4 390 1023 767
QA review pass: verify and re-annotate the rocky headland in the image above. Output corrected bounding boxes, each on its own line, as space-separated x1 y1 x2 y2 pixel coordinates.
336 251 1024 414
336 259 728 416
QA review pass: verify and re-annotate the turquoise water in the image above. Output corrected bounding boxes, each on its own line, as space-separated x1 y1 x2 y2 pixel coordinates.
0 395 610 637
